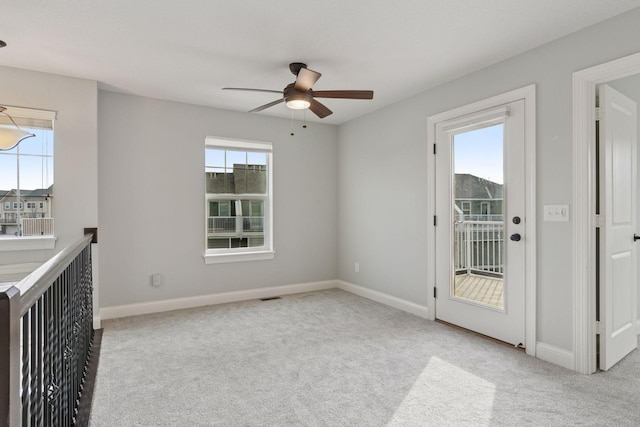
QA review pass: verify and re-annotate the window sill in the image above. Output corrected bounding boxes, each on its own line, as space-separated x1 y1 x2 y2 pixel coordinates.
0 236 57 252
203 250 275 264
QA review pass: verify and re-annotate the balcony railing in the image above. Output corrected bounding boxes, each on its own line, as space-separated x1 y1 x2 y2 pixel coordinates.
21 218 54 236
454 220 504 276
459 214 504 222
207 216 264 235
208 217 236 233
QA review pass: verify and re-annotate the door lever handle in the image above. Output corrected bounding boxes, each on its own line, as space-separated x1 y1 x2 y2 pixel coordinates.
634 234 640 242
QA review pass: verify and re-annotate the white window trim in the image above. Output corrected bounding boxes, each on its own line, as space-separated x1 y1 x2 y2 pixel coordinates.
204 250 275 264
426 84 536 355
1 106 57 121
203 136 274 264
0 106 56 252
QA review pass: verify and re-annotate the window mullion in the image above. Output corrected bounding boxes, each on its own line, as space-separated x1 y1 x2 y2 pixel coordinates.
235 199 243 236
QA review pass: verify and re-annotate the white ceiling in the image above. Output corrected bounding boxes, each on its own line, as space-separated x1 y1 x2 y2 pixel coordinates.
1 1 640 125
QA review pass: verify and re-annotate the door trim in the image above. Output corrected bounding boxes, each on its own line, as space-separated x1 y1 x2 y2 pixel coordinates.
427 84 537 356
572 51 640 374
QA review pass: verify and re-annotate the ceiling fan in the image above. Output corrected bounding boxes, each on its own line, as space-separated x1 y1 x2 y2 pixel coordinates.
223 62 374 118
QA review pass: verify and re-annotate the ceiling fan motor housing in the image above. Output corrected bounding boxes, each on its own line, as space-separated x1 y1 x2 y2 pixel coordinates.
284 83 313 108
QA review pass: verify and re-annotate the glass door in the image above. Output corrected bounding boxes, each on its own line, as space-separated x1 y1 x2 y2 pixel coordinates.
434 100 526 346
453 124 505 309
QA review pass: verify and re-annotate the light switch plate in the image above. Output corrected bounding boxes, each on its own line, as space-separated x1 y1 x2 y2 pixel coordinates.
544 204 569 222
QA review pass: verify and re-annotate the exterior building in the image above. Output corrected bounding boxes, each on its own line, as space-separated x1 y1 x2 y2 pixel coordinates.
0 185 54 235
454 174 503 220
206 165 266 249
206 164 266 194
453 175 504 276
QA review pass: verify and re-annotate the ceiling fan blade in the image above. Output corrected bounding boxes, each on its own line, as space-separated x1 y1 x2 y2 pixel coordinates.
223 87 283 94
309 99 333 118
313 90 374 99
249 98 284 113
294 68 322 91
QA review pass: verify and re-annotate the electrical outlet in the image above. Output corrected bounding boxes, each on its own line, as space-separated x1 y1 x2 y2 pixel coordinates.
355 262 360 273
151 273 162 287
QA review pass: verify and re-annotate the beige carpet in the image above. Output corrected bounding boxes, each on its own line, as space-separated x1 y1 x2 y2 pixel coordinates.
90 289 640 426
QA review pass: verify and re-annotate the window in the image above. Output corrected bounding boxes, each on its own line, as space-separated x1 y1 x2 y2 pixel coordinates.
0 106 55 245
481 202 490 216
461 201 471 215
204 137 273 263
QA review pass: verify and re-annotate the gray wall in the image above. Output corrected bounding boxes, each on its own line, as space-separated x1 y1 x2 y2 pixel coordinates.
0 65 98 264
3 6 640 359
337 8 640 352
98 92 338 307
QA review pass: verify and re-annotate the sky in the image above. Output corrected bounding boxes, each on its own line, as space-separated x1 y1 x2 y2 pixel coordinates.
0 128 54 191
454 124 504 184
205 148 267 173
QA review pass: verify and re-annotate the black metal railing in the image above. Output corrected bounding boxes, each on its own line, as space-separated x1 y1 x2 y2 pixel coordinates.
1 232 95 427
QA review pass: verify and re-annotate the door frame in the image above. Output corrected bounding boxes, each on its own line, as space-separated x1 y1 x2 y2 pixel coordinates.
573 51 640 374
427 84 537 356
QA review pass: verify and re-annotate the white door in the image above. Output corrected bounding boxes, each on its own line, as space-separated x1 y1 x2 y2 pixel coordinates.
598 84 638 371
435 100 526 346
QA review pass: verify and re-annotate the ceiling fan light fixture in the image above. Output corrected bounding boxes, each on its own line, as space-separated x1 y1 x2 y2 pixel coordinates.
286 99 311 110
0 106 35 151
285 90 312 110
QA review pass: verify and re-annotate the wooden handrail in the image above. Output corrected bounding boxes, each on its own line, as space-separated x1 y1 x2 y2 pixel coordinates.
17 233 93 316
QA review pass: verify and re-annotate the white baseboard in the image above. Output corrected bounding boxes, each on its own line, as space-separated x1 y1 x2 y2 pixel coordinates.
99 280 338 321
99 279 430 322
337 280 429 319
535 342 574 371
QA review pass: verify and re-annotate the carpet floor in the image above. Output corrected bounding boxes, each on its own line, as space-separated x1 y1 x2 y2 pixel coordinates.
89 289 640 426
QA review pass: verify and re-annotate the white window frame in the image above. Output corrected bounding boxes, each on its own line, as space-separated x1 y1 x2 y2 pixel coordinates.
0 105 56 252
203 137 274 264
4 202 9 210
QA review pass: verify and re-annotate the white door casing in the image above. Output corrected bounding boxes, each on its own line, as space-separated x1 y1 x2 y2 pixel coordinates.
435 101 525 346
573 51 640 375
427 85 536 354
598 84 638 371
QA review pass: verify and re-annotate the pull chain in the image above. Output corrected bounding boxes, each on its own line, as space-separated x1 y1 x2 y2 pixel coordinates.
290 111 295 136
